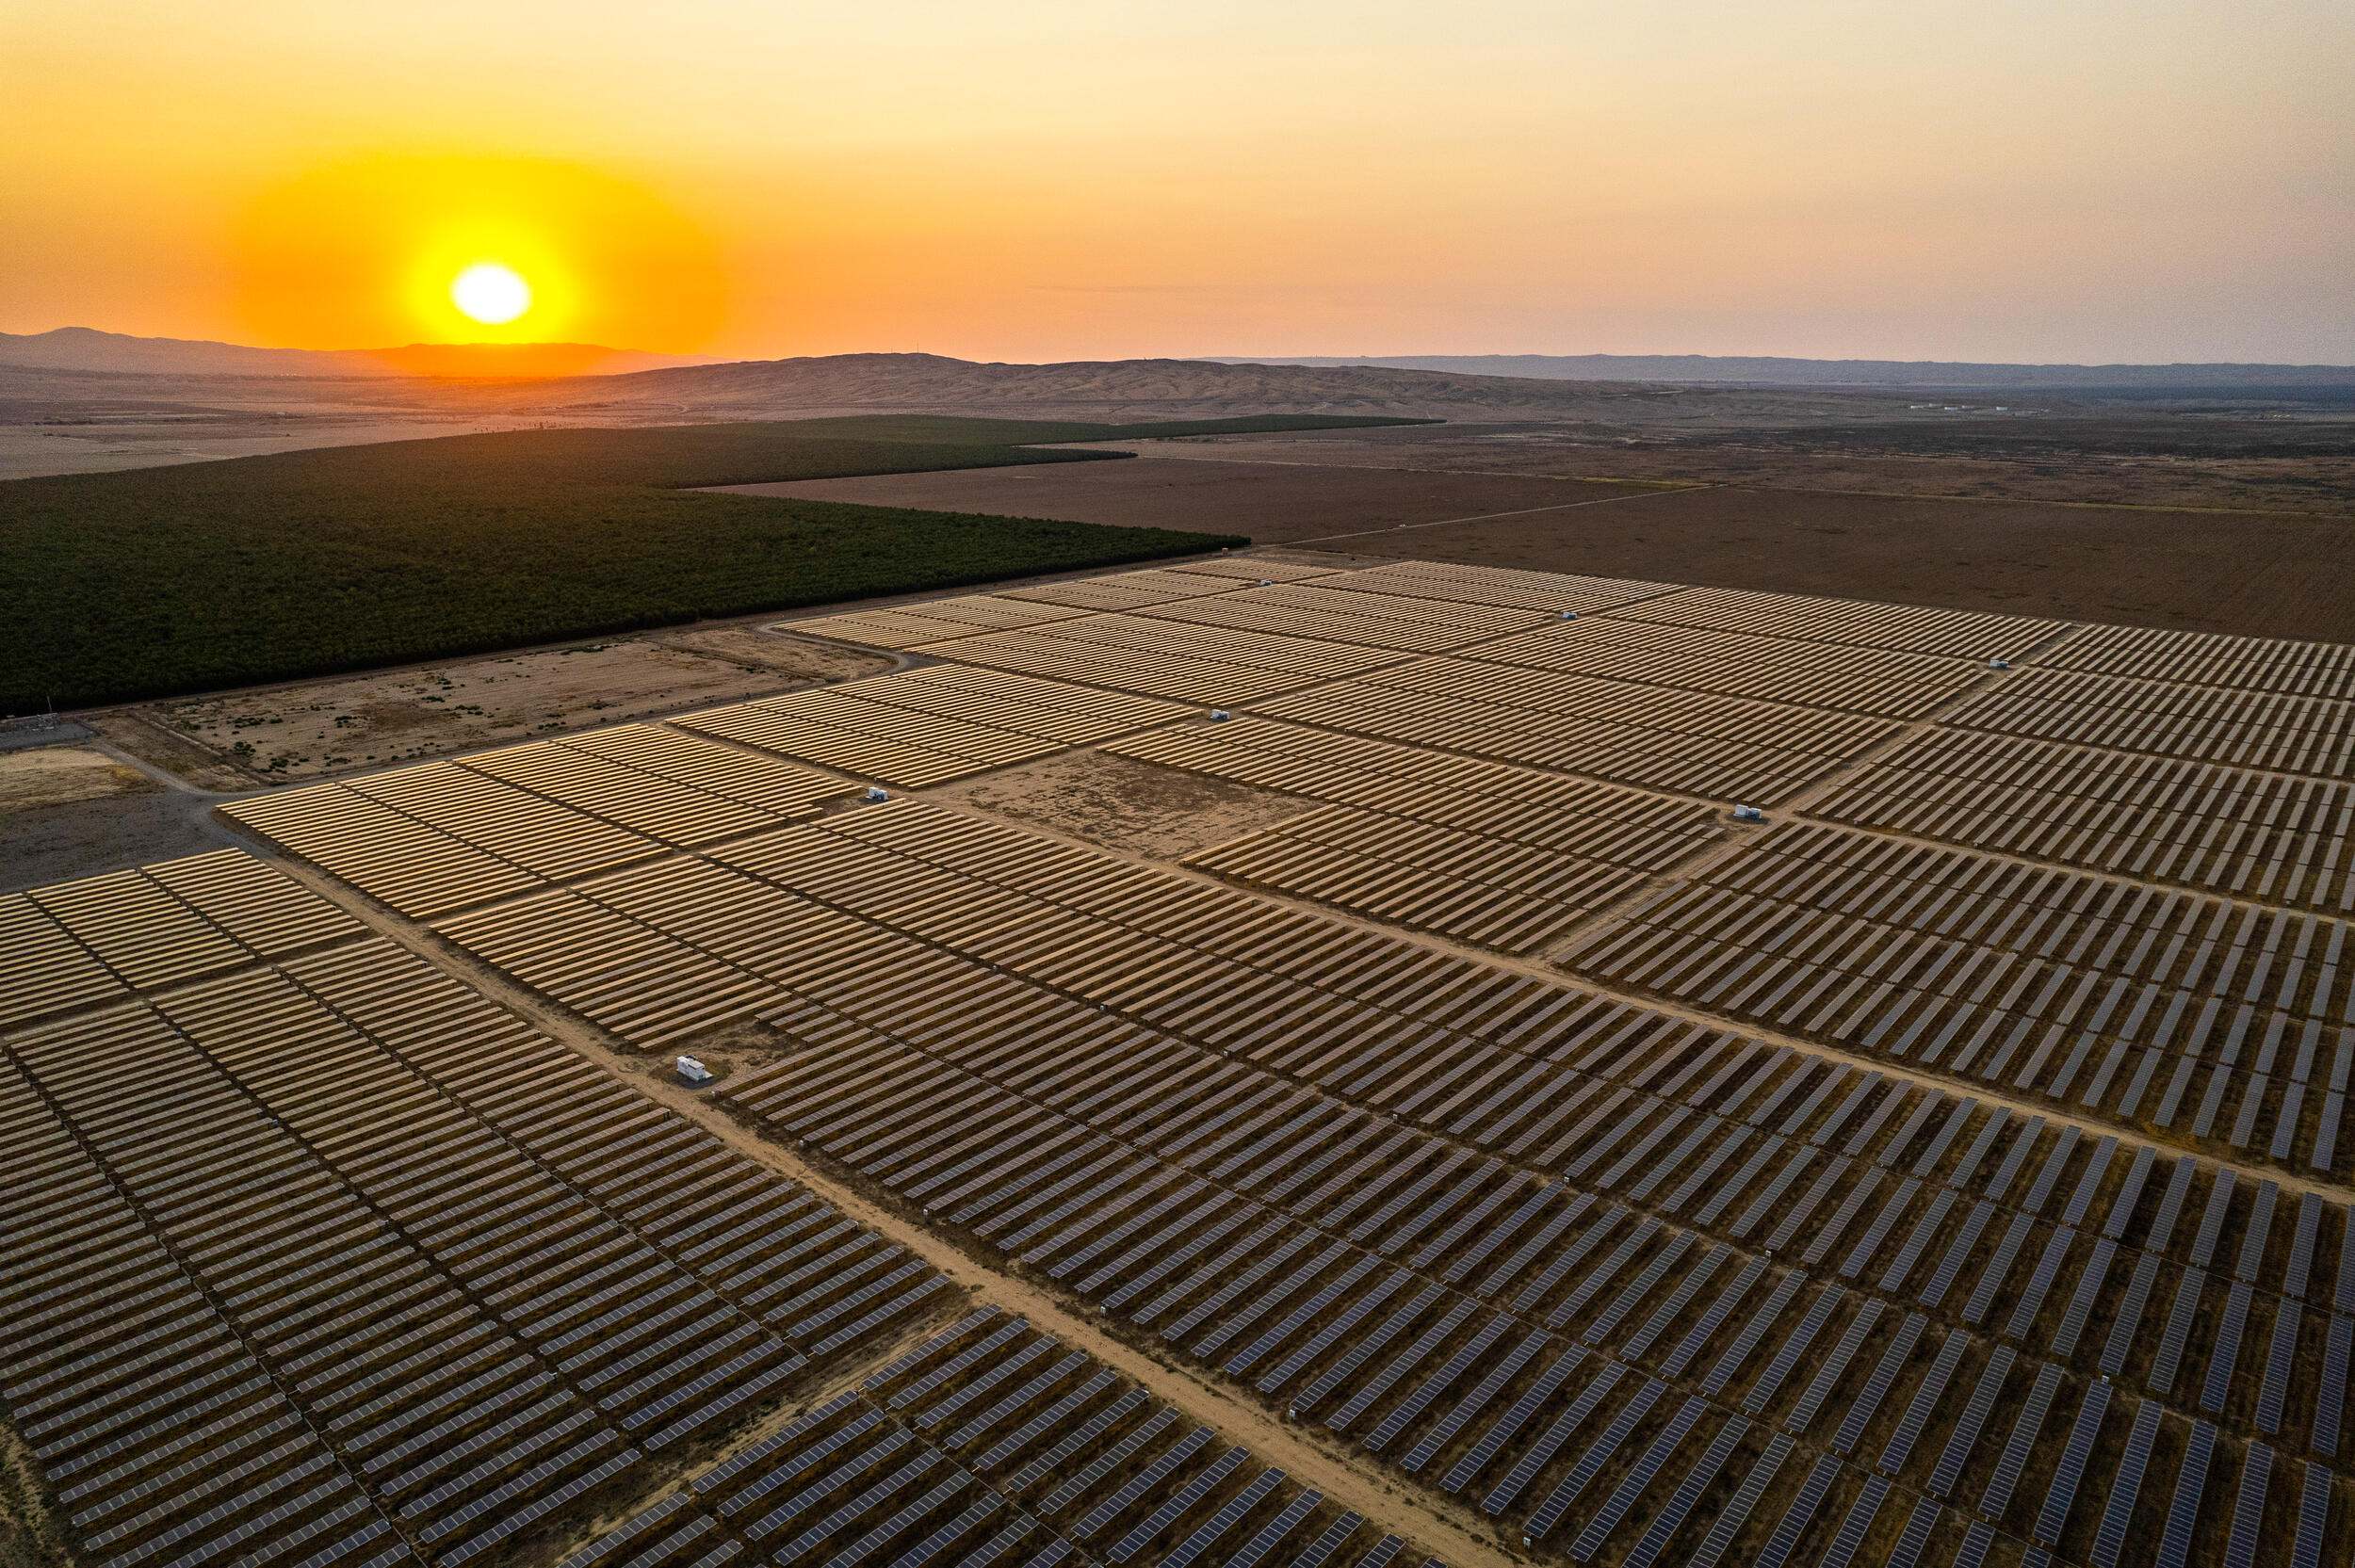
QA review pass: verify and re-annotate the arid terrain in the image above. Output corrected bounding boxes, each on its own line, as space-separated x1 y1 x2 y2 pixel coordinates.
735 424 2355 639
0 624 889 890
9 348 2350 504
922 748 1310 861
149 625 891 784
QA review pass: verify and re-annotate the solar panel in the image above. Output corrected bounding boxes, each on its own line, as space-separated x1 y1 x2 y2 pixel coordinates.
1618 1412 1747 1568
1877 1330 1969 1477
2291 1460 2331 1568
2149 1269 2210 1396
1483 1361 1626 1516
1285 1511 1363 1568
1159 1466 1285 1568
2156 1421 2216 1568
1684 1433 1794 1568
1521 1376 1665 1543
1040 1411 1184 1519
1705 1262 1790 1384
1883 1496 1942 1568
1326 1299 1482 1435
2202 1281 2254 1414
1654 1254 1763 1379
1190 1240 1353 1358
2222 1444 2274 1568
1928 1346 2015 1500
1566 1395 1707 1560
1099 1442 1241 1560
2090 1398 2162 1568
1817 1474 1889 1568
2031 1377 2111 1545
1289 1285 1446 1418
1751 1452 1842 1568
1833 1312 1926 1456
1217 1485 1320 1568
999 1384 1141 1490
1363 1317 1511 1455
1439 1341 1585 1496
1400 1328 1548 1474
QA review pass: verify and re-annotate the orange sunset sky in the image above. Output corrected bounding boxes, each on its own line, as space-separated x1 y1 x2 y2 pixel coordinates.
7 0 2351 364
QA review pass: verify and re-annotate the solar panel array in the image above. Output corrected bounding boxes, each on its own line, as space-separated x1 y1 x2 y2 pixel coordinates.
1 884 947 1567
680 666 1191 785
923 615 1403 706
1 848 363 1030
222 725 852 916
1107 719 1722 953
782 559 1343 651
20 552 2355 1568
1564 817 2355 1176
1257 660 1899 804
1811 724 2355 914
560 1307 1412 1568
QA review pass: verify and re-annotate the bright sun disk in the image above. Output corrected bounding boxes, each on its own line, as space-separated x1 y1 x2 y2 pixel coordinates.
450 262 531 325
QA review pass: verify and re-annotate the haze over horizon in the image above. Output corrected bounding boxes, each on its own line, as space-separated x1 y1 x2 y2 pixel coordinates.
10 324 2355 380
10 1 2351 366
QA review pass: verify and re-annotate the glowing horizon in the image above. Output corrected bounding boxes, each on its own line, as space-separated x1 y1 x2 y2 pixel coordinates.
8 2 2351 364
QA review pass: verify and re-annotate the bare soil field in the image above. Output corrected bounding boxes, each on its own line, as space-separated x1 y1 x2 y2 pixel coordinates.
1332 482 2355 638
141 626 893 784
0 788 220 893
755 452 2355 639
82 710 265 791
723 459 1684 542
925 749 1311 860
1112 415 2355 515
0 1425 73 1568
0 744 156 813
0 410 537 481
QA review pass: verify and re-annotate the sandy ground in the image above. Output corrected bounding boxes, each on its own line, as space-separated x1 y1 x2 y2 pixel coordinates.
750 454 2355 639
0 745 156 813
82 712 253 791
0 1423 73 1568
0 789 223 893
0 737 235 891
924 750 1311 860
143 627 893 784
0 415 540 481
1082 419 2355 515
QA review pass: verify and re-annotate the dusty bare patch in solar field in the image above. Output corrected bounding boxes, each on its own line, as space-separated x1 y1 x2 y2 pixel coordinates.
925 748 1312 860
0 1421 72 1568
144 625 892 783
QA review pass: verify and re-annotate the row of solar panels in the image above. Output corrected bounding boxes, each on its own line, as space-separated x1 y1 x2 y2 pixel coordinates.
563 1307 1434 1568
0 937 944 1566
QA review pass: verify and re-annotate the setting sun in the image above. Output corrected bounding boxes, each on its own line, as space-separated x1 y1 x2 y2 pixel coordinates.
450 263 531 326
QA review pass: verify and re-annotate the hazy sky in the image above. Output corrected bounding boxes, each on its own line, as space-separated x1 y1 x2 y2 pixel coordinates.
8 0 2351 362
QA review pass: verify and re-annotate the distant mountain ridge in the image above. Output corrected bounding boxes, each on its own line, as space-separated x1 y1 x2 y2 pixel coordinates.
1214 353 2355 389
0 326 707 380
550 352 1666 416
11 329 2351 392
